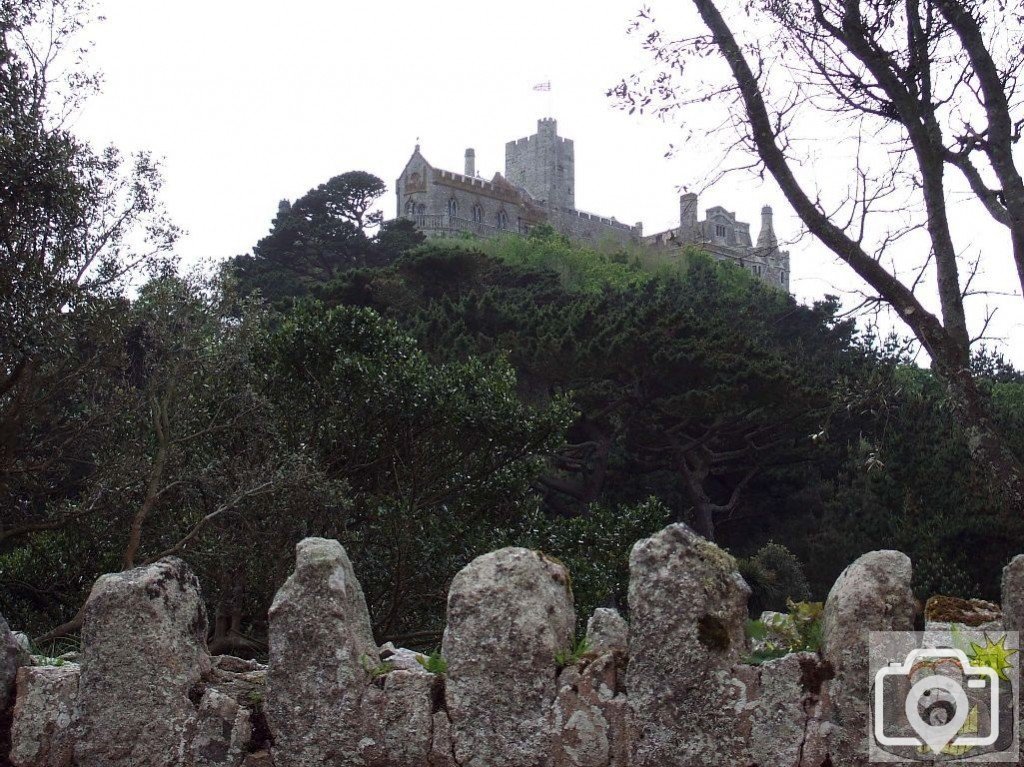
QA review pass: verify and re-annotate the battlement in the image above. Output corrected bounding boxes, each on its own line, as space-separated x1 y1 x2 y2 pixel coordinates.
555 205 638 233
436 169 492 189
507 134 572 147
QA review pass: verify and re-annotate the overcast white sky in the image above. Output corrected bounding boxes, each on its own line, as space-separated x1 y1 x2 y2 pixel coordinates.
71 0 1022 364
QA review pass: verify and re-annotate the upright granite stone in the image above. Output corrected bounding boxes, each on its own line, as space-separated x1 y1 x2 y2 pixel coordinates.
1002 554 1024 631
443 547 575 767
265 537 380 767
10 664 79 767
585 608 628 656
626 524 751 767
74 557 211 767
821 550 915 766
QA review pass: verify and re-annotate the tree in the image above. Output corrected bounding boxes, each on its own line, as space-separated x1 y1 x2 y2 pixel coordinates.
230 171 411 300
613 0 1024 510
1 0 177 557
256 301 572 644
322 243 872 541
4 275 334 646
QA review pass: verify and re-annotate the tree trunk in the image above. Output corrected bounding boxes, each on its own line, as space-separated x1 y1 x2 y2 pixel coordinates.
945 368 1024 514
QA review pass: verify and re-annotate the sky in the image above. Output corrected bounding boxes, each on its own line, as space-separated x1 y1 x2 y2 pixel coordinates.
70 0 1022 364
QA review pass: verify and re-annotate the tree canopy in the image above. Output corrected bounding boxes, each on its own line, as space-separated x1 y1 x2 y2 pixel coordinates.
612 0 1024 513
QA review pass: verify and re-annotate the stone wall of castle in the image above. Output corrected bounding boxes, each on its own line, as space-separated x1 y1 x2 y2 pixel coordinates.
6 524 1022 765
396 120 643 249
647 194 791 290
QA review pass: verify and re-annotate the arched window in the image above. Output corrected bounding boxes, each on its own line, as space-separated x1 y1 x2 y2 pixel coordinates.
405 199 416 216
472 204 483 223
447 197 459 218
417 203 426 214
497 210 508 230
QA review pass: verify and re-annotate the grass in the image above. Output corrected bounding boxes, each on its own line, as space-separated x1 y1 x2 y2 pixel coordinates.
554 636 593 669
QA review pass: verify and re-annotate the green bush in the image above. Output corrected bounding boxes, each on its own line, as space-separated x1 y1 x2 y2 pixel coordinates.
738 542 811 614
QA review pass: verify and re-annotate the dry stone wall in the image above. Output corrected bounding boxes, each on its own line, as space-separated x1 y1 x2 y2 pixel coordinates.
3 524 1023 766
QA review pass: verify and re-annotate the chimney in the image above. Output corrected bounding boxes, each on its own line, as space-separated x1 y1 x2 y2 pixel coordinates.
679 192 698 239
465 148 476 177
756 205 778 249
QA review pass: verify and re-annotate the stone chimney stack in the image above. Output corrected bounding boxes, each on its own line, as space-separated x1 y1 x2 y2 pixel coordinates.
465 148 476 177
679 192 698 240
756 205 778 249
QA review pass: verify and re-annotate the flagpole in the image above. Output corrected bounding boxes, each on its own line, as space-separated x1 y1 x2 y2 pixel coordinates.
532 79 553 116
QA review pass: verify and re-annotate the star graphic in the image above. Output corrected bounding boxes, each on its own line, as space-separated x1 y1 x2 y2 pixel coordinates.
968 634 1018 681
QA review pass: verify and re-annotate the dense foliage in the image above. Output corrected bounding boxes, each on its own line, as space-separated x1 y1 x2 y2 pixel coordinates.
3 1 1024 652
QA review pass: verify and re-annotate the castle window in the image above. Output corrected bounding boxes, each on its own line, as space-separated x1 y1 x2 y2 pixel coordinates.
417 203 426 214
497 210 508 229
715 224 727 238
405 199 416 216
753 264 762 277
447 197 459 218
472 204 483 223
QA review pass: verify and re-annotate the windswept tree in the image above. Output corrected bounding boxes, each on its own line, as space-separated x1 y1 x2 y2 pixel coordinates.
230 171 422 301
613 0 1024 509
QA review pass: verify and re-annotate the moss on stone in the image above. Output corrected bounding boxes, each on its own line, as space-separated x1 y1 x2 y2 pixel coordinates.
694 537 738 574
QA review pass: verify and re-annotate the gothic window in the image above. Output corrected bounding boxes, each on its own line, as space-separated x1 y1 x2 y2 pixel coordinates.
752 264 762 277
405 199 416 216
497 210 508 229
447 197 459 217
715 224 727 238
472 204 483 223
417 203 426 214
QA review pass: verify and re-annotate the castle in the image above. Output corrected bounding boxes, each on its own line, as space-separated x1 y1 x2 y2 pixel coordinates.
395 118 790 290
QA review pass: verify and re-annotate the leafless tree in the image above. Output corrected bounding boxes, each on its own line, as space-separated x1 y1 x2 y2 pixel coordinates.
613 0 1024 511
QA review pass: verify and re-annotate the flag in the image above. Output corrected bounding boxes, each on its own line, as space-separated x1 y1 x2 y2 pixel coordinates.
533 81 551 91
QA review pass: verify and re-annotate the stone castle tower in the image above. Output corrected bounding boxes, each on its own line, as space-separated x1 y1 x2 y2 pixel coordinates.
505 118 575 209
394 117 790 291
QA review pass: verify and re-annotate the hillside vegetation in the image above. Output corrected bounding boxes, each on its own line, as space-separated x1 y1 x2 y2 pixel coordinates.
6 156 1024 652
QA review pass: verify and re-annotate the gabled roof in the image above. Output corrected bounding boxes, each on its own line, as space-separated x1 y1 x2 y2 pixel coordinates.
396 145 433 181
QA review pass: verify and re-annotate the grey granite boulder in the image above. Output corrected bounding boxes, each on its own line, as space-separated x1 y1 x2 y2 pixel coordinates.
747 651 835 767
821 550 915 766
10 663 79 767
626 523 751 767
552 652 630 767
443 547 575 767
73 557 211 767
265 537 381 767
585 608 628 656
189 687 252 767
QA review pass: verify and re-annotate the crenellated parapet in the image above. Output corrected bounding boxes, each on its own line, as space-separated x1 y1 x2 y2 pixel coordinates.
9 526 1011 766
